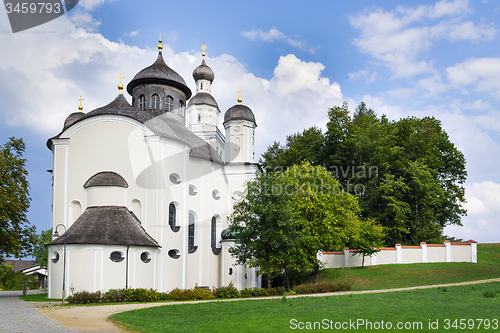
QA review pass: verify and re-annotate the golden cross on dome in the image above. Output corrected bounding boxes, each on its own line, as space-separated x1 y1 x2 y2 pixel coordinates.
237 88 243 104
117 73 124 94
78 96 84 112
201 44 206 58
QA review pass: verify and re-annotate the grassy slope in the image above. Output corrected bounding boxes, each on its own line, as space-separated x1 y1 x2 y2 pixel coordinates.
111 282 500 333
111 244 500 332
318 243 500 290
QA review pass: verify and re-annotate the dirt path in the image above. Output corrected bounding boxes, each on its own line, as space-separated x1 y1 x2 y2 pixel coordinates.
35 278 500 332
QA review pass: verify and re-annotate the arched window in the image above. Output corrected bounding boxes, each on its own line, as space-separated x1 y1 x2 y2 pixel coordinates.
197 114 201 123
166 96 174 112
178 100 184 116
211 216 221 255
169 202 180 232
139 95 146 110
188 212 197 253
200 82 204 90
151 94 160 110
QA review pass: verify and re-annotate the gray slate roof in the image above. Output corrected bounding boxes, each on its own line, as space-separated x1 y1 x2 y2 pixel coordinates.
223 104 256 125
127 52 192 99
192 59 214 83
187 92 219 109
83 171 128 188
49 94 224 164
46 206 160 247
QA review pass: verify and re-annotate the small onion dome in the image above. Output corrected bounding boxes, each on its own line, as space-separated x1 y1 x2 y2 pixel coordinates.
187 92 219 109
63 112 85 130
127 52 192 99
223 104 256 125
221 228 239 240
83 171 129 188
192 59 214 83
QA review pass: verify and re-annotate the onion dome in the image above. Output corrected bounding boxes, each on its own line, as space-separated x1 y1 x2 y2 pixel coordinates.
187 92 219 109
223 104 256 125
192 59 214 83
126 52 192 99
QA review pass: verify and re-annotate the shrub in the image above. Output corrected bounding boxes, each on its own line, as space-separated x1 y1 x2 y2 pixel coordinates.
66 290 102 304
214 282 240 298
102 289 127 302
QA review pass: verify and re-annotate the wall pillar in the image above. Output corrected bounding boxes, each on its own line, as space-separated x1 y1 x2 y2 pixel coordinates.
370 250 377 266
469 240 477 263
344 248 350 267
445 240 451 262
420 242 427 263
395 244 402 263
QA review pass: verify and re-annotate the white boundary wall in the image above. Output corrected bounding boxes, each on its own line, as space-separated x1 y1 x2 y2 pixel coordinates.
321 240 477 269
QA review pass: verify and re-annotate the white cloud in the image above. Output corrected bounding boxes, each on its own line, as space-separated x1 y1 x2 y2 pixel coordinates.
123 29 140 38
77 0 116 11
349 0 496 78
241 28 316 54
445 181 500 243
348 68 378 83
446 57 500 97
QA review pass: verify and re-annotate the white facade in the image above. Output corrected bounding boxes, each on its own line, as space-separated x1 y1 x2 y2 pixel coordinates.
46 47 260 298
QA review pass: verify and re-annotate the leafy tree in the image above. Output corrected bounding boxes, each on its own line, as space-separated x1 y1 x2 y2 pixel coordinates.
33 229 52 267
0 137 34 260
227 172 299 289
259 102 467 246
281 162 369 281
351 220 385 268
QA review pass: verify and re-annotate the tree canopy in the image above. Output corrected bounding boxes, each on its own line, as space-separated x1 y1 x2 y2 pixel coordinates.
228 162 384 287
259 102 467 246
33 229 51 267
0 137 34 260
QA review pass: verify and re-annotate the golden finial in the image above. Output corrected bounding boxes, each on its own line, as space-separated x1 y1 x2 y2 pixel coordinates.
78 96 84 112
117 73 124 94
237 88 243 104
201 44 206 58
158 33 163 52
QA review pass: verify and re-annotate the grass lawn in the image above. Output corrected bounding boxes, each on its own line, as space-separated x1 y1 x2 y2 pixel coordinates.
19 292 60 302
318 243 500 290
111 282 500 333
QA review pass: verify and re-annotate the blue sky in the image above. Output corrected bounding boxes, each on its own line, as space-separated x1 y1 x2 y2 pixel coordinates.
0 0 499 246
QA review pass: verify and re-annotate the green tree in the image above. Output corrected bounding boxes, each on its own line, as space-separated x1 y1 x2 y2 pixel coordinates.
0 137 34 260
227 172 299 289
33 229 52 267
281 162 367 281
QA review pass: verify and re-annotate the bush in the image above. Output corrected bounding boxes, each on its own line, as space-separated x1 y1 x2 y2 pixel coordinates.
167 287 215 301
66 290 102 304
214 282 240 298
102 289 127 302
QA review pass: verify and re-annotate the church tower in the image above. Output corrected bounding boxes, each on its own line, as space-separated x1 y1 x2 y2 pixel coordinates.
223 90 257 163
186 45 224 158
127 37 191 121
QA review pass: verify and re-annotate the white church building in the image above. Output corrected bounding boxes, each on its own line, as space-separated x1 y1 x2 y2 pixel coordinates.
46 41 260 298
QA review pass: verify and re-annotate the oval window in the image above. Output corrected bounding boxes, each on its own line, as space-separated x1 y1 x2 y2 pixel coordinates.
212 189 220 200
141 251 151 263
52 251 60 263
168 249 180 259
110 251 124 263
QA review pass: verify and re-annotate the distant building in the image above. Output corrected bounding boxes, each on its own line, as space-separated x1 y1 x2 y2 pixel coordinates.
46 41 259 299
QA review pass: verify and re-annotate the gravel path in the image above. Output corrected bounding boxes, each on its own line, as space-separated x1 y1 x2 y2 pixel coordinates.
0 290 73 333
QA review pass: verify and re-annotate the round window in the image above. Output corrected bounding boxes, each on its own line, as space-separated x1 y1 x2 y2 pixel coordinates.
110 251 124 262
141 251 151 263
168 249 180 259
212 189 220 200
52 251 59 263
